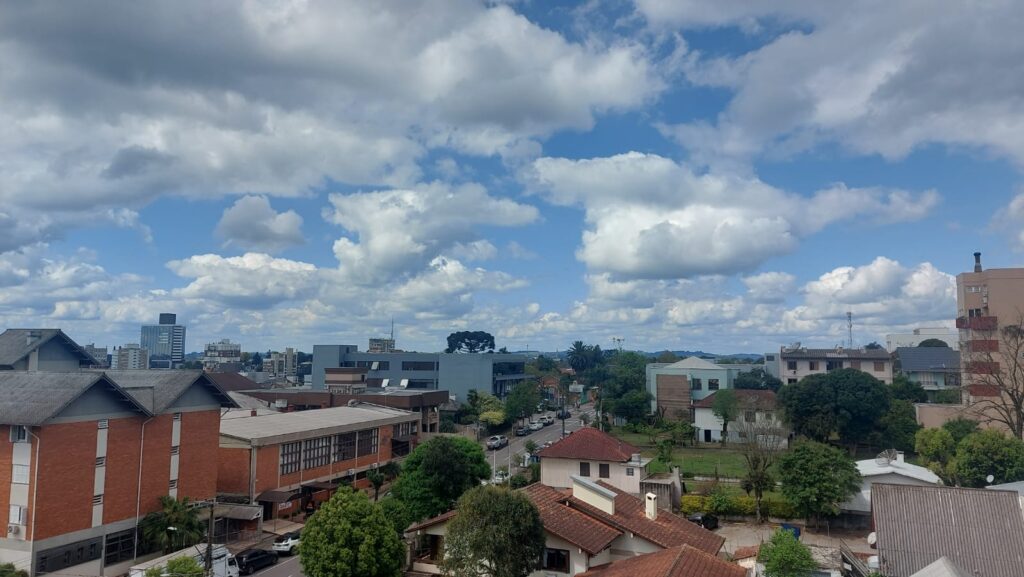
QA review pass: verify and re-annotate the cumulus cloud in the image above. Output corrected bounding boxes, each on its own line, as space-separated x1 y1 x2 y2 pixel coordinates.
216 196 304 253
743 272 796 303
526 152 938 279
993 193 1024 250
167 253 319 308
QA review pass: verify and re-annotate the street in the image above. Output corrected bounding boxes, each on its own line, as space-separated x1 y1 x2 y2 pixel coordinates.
485 403 597 476
252 553 302 577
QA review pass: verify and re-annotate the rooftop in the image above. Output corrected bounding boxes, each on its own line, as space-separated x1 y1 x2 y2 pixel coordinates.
97 370 236 413
207 372 266 392
220 403 419 446
577 544 746 577
0 372 150 425
538 426 641 463
780 347 891 360
663 357 722 371
0 328 99 367
692 389 777 410
895 347 960 373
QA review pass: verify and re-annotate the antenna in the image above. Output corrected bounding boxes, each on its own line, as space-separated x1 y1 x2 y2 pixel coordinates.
847 311 853 349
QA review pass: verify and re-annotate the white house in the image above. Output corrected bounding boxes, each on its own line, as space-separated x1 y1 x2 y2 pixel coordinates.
842 451 942 514
691 389 786 445
538 427 650 495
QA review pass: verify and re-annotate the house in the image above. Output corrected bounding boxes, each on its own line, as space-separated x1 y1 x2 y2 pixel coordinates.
774 345 893 384
842 451 941 523
0 370 235 577
576 544 745 577
0 329 102 371
907 557 974 577
538 427 650 495
871 483 1024 577
985 480 1024 510
691 389 785 445
406 476 725 577
894 347 960 398
645 357 738 421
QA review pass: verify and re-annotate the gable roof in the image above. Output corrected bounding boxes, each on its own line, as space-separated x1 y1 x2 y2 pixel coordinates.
692 389 777 410
0 372 152 425
538 427 640 462
986 480 1024 495
872 483 1024 577
578 545 746 577
856 457 941 484
101 370 237 413
0 329 99 368
665 357 722 370
207 372 266 392
909 557 974 577
896 347 960 373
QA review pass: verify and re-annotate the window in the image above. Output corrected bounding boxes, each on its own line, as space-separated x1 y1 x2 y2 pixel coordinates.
808 361 819 371
92 494 104 506
874 362 885 372
9 505 25 525
626 467 635 477
170 445 180 455
708 379 719 391
357 428 379 455
168 479 178 490
407 379 436 389
787 361 798 371
787 378 797 384
35 538 103 574
744 411 756 423
579 462 590 477
356 360 389 370
280 442 302 475
397 421 416 437
172 412 182 421
599 464 610 479
968 308 984 318
12 464 29 484
97 419 108 429
691 378 702 390
401 361 437 371
104 530 136 566
766 355 775 361
542 548 570 573
849 360 862 370
95 456 106 467
9 425 28 443
303 437 332 469
334 432 356 462
826 361 841 372
967 285 982 293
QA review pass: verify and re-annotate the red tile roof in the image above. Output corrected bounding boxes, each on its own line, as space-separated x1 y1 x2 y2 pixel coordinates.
692 389 777 410
577 545 746 577
537 426 640 462
732 545 759 560
522 483 622 554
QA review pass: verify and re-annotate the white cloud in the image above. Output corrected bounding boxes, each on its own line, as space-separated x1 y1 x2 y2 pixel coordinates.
743 272 796 303
216 195 304 253
449 240 498 262
167 253 320 308
994 193 1024 250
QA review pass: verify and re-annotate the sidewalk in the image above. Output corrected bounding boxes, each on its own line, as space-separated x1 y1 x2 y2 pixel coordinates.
263 519 304 536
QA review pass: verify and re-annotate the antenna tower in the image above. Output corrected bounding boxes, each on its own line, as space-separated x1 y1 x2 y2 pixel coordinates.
847 311 853 349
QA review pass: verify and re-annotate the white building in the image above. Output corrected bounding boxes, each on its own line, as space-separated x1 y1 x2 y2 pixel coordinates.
262 348 297 377
842 451 942 514
110 343 148 370
692 390 787 445
886 327 960 352
538 427 650 495
775 345 893 385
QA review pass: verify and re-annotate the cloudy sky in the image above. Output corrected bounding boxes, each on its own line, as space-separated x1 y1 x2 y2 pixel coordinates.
2 0 1022 354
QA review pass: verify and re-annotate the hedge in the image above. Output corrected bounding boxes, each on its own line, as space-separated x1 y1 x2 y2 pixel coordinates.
679 494 799 519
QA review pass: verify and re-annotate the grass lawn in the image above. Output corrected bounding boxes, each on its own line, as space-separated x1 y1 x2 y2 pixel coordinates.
608 426 780 479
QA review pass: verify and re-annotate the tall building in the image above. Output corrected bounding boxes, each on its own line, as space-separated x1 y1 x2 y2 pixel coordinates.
367 338 395 353
771 345 893 384
262 348 297 378
203 339 242 371
140 313 186 369
110 343 148 370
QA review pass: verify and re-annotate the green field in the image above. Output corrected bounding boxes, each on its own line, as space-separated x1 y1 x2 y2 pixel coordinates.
609 426 775 479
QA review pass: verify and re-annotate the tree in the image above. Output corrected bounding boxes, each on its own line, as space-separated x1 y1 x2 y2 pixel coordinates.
915 428 956 468
876 400 921 452
890 375 927 403
440 486 545 577
952 429 1024 487
250 351 263 369
943 417 979 444
390 436 491 523
865 342 884 350
377 497 413 535
711 389 740 444
778 369 890 450
523 440 538 455
445 331 496 353
567 341 593 373
607 351 649 398
139 496 204 554
735 396 788 522
656 351 680 363
611 389 651 424
504 382 541 424
759 529 818 577
300 487 403 577
962 317 1024 438
918 338 950 348
0 564 28 577
777 441 861 525
734 368 784 392
532 355 557 372
367 470 385 502
145 556 203 577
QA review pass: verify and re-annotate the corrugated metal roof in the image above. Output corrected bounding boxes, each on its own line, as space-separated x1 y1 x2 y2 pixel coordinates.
0 329 98 366
100 370 237 412
896 347 960 373
0 372 152 425
873 483 1024 577
219 404 419 445
909 557 974 577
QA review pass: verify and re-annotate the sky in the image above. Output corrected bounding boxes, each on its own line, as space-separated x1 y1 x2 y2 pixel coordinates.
2 0 1023 355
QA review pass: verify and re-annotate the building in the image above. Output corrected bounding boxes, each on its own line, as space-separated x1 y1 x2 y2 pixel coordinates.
842 451 942 518
0 370 235 577
894 347 960 398
82 345 109 368
311 345 527 401
110 344 148 370
262 348 297 378
644 357 738 421
692 390 786 445
203 339 242 372
886 327 960 351
577 545 745 577
206 372 265 393
406 476 725 576
774 345 893 384
0 329 102 371
217 404 420 519
367 338 395 353
871 483 1024 577
538 427 650 495
140 314 186 369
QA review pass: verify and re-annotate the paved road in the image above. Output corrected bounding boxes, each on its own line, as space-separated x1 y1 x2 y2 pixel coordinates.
484 403 597 477
249 551 303 577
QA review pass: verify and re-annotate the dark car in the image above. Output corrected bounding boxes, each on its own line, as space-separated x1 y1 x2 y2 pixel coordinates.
514 426 529 436
686 513 719 530
555 408 572 419
236 548 279 575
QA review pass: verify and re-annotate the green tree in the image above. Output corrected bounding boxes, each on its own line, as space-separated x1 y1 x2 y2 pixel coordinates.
736 395 787 522
915 427 956 479
139 496 204 554
889 375 928 403
377 497 413 535
876 399 921 452
531 355 557 372
671 421 696 446
611 389 651 424
145 556 204 577
778 369 890 450
953 429 1024 487
734 368 783 392
0 564 28 577
711 389 740 444
367 470 385 502
656 439 674 463
505 382 541 423
523 440 538 455
943 417 979 444
608 351 650 397
445 331 496 353
655 351 680 363
567 341 594 373
440 486 545 577
390 436 491 522
300 487 403 577
759 529 818 577
934 389 962 404
777 441 861 525
864 342 884 350
918 338 950 348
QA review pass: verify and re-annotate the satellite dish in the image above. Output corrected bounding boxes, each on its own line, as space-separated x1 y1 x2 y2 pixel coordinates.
986 474 995 483
875 449 899 466
867 532 877 547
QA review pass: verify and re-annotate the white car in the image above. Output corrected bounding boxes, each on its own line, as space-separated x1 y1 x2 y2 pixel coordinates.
491 470 509 484
529 421 543 431
272 531 301 555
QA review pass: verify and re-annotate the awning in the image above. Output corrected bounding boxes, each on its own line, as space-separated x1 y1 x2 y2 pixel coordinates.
256 489 301 503
302 481 338 491
198 504 264 521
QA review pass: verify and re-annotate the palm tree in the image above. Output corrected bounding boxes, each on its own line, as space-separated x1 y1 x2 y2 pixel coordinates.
140 496 204 554
567 341 591 373
367 470 385 502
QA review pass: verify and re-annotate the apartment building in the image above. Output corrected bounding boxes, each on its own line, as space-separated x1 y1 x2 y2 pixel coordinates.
217 404 420 520
262 348 297 378
140 314 186 369
774 345 893 384
644 357 746 421
202 339 242 372
0 370 235 577
885 327 960 351
110 344 148 370
0 329 101 371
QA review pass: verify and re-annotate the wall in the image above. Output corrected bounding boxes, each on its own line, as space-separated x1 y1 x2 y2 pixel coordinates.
540 458 641 495
654 374 690 422
217 447 253 496
176 410 220 501
914 403 966 429
36 339 86 371
779 358 893 385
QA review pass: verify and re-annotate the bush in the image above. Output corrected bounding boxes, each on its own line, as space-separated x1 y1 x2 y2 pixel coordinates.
679 493 797 519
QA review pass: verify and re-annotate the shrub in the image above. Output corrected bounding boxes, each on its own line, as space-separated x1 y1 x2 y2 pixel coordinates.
678 493 797 519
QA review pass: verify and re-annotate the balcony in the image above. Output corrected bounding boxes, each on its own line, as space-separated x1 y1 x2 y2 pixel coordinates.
956 316 998 331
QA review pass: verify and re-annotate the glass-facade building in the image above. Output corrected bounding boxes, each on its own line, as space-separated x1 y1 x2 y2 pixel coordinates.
140 313 186 368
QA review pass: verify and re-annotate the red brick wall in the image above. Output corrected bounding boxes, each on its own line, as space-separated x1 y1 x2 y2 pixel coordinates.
103 416 144 524
139 415 172 515
253 446 279 496
0 429 13 535
33 421 98 540
177 410 219 501
217 447 252 495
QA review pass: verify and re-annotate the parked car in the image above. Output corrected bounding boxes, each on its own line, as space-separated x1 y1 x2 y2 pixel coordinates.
540 415 555 426
686 513 719 530
556 408 572 419
491 470 509 484
236 549 278 575
514 426 529 436
272 531 301 555
486 435 508 449
529 421 543 431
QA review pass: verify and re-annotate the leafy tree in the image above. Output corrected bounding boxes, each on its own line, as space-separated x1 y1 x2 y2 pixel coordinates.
445 331 496 353
611 389 651 424
367 470 385 501
914 427 956 476
377 497 413 535
759 529 818 577
523 440 538 455
497 346 509 353
711 389 740 444
607 351 649 397
890 375 928 403
139 496 204 554
478 410 506 428
532 355 557 372
440 486 545 577
943 417 979 444
655 351 680 363
734 368 783 392
300 487 403 577
250 351 263 369
864 342 884 350
736 394 787 522
656 439 674 463
567 341 601 373
918 338 950 348
778 369 890 450
671 421 696 447
504 382 541 423
876 400 921 452
952 429 1024 487
390 436 491 523
0 564 27 577
934 389 962 404
777 441 861 525
145 556 203 577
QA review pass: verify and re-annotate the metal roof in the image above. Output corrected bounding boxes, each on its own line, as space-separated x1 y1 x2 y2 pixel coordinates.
664 357 723 370
873 483 1024 577
895 347 960 373
780 347 891 360
99 370 237 412
0 372 152 425
986 480 1024 495
909 557 974 577
0 329 99 367
219 404 419 446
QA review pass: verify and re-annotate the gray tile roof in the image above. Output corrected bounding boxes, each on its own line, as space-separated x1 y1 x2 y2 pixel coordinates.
0 372 151 425
100 370 236 413
0 329 98 367
873 483 1024 577
895 347 960 373
220 404 419 446
780 347 891 360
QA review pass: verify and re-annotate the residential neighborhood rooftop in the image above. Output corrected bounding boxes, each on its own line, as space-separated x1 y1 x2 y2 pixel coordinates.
537 426 641 463
219 403 419 445
0 372 150 425
577 544 746 577
895 347 960 373
780 347 892 359
97 369 236 413
692 389 777 409
0 328 99 367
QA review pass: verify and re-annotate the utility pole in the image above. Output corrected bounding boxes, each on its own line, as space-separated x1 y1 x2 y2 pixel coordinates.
204 500 215 576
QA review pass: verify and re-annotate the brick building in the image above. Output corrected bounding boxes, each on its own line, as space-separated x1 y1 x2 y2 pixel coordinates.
217 404 420 520
0 370 235 577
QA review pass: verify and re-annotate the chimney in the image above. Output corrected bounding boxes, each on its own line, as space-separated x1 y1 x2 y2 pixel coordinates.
631 453 642 465
645 493 658 520
974 252 983 273
895 451 905 463
250 409 258 417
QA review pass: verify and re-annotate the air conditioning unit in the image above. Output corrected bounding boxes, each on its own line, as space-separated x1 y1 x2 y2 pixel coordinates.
370 463 379 469
346 468 355 476
7 525 19 535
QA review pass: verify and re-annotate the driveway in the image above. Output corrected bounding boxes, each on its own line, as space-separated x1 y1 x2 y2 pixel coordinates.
716 522 874 555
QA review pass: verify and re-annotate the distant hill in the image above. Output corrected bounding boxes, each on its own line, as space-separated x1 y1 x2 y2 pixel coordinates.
524 350 763 362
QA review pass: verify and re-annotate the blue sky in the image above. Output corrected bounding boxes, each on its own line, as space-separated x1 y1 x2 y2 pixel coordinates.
1 1 1023 354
